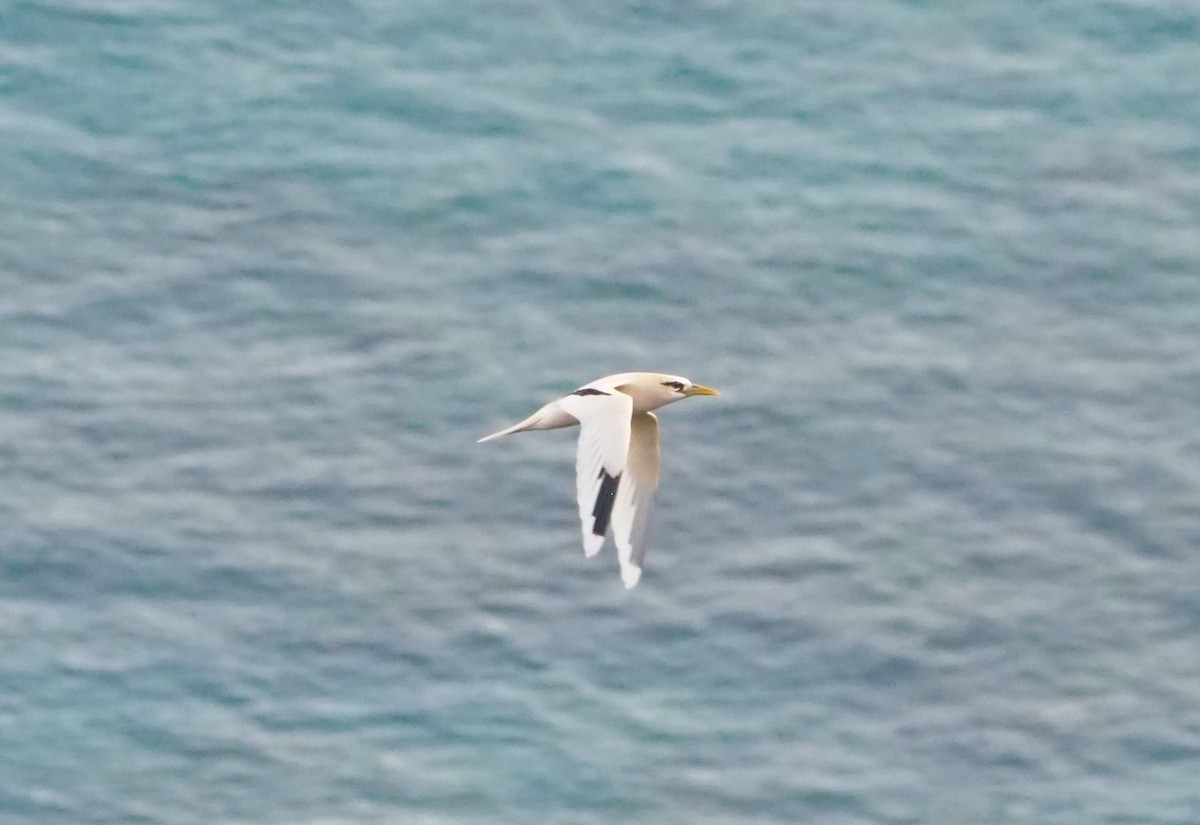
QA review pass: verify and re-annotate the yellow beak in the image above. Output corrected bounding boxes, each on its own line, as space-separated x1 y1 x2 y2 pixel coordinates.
684 384 720 397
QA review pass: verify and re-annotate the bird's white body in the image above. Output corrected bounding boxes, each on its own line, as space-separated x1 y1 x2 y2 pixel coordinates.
478 372 719 588
477 372 697 440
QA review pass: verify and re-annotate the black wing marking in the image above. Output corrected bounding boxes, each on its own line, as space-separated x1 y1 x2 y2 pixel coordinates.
572 388 611 396
591 469 621 536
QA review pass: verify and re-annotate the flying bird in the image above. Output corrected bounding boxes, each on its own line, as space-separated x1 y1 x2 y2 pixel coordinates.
478 372 719 588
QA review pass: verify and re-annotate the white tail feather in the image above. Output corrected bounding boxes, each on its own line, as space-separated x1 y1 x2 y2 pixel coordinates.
477 419 532 443
478 400 578 443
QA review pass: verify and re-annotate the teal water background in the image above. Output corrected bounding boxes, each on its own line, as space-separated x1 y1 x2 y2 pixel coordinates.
3 2 1200 823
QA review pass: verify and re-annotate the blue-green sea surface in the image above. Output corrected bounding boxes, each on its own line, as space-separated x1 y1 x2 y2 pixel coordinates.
2 2 1199 823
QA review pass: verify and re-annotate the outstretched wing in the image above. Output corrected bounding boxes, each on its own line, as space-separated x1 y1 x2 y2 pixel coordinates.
611 412 660 588
556 389 633 559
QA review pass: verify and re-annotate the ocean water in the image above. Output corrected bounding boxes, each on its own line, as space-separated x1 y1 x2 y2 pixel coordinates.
3 1 1200 823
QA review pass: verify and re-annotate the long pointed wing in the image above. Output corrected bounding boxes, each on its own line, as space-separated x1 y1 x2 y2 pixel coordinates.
611 412 660 588
556 390 633 559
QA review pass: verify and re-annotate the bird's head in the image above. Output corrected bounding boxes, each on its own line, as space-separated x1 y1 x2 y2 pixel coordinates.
617 373 720 410
662 375 721 399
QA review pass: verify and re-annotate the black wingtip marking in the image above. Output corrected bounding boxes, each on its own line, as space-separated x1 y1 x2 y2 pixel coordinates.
592 470 621 536
572 387 610 396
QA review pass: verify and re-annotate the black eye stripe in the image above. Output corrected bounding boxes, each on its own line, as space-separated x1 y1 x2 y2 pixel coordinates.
662 381 685 390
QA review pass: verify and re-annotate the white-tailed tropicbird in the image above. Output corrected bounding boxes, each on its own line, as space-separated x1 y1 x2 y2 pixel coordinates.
478 372 719 588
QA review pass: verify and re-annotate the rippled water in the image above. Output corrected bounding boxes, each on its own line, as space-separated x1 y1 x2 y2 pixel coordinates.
3 2 1200 823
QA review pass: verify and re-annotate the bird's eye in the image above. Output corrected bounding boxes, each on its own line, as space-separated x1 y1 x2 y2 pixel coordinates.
663 381 685 391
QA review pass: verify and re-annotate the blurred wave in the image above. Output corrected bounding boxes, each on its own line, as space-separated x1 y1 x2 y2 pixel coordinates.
2 1 1199 823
